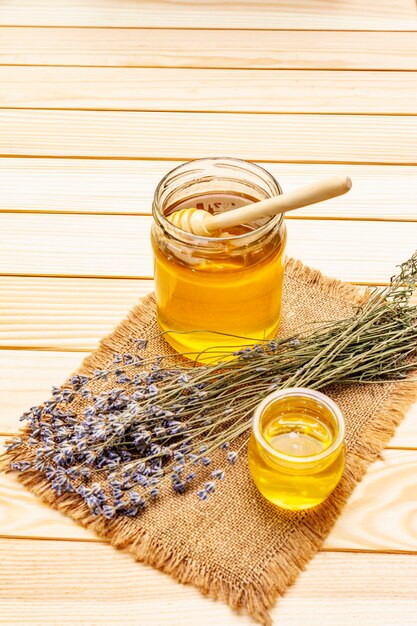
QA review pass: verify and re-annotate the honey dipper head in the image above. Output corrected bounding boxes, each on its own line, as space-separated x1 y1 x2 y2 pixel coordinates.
167 208 213 236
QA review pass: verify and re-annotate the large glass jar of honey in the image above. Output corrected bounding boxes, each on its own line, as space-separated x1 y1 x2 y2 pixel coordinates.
151 157 287 359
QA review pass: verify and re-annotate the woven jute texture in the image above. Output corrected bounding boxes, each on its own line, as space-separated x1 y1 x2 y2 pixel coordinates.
4 259 417 625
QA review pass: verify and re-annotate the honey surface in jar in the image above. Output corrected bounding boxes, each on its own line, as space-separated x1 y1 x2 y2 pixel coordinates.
248 394 345 510
151 192 286 360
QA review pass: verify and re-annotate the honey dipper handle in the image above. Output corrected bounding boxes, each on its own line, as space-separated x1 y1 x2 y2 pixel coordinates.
206 176 352 232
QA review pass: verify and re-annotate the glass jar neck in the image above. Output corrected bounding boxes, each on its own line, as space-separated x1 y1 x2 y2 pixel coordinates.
253 387 345 471
152 157 284 251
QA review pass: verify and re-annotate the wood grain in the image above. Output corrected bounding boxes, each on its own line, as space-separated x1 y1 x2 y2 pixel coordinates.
0 276 152 350
324 450 417 551
3 67 417 115
0 351 86 431
0 440 96 541
3 442 417 548
2 110 417 163
0 539 417 625
1 0 416 29
2 158 417 221
1 0 416 621
0 213 416 282
2 28 417 70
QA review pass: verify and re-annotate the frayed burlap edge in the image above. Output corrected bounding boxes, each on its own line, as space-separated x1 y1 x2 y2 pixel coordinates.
2 258 417 626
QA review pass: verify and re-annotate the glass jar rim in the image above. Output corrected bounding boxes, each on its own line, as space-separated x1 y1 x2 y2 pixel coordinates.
252 387 345 464
152 157 284 246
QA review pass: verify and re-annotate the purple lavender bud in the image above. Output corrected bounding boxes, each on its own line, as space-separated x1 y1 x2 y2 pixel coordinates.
5 437 22 451
129 491 144 506
227 451 238 465
84 450 97 465
125 507 139 517
173 481 186 494
148 384 158 396
66 467 78 479
117 375 131 385
11 461 32 472
86 494 98 510
80 466 91 479
102 505 115 519
94 369 108 380
197 489 208 501
204 481 216 494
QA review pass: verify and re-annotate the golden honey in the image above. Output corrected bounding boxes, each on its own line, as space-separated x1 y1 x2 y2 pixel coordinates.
248 388 345 510
151 158 287 360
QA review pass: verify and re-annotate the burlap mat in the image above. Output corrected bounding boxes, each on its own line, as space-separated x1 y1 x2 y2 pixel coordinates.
5 259 417 625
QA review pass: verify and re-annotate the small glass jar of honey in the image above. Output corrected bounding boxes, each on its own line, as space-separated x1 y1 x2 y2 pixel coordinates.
151 158 287 359
248 388 345 510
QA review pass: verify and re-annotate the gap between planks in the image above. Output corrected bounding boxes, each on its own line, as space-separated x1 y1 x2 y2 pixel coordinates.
5 108 417 118
1 160 417 221
2 211 415 224
3 110 417 164
0 214 415 283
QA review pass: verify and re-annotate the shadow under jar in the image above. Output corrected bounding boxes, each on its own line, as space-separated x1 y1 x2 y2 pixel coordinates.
151 158 287 360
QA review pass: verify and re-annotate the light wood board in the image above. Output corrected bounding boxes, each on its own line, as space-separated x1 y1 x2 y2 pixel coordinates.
2 28 417 70
1 213 416 283
0 1 416 30
3 67 417 115
2 110 417 163
2 0 417 622
2 159 417 221
0 276 152 350
1 538 417 625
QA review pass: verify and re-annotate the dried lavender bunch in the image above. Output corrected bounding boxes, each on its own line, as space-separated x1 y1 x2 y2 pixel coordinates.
4 252 417 518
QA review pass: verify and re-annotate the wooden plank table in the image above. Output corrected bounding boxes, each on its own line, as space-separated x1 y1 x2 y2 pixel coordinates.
1 2 417 623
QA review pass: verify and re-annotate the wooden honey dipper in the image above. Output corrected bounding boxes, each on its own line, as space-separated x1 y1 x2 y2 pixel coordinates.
167 176 352 236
